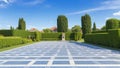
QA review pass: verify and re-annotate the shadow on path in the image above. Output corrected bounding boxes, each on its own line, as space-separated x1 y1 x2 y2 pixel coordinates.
68 41 120 54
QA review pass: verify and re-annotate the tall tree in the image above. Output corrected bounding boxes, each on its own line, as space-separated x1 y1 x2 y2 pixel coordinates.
81 14 92 38
10 26 14 30
71 25 81 32
92 22 97 31
57 15 68 32
18 18 26 30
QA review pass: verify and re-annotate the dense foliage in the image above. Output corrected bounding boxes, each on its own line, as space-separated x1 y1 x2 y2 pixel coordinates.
65 32 75 40
41 33 62 40
106 18 119 31
35 31 41 41
43 28 52 33
65 32 82 41
92 22 97 31
101 26 106 31
0 30 35 41
81 14 92 38
74 32 82 41
71 25 81 32
0 37 32 48
85 29 120 48
0 30 12 36
57 15 68 32
18 18 26 30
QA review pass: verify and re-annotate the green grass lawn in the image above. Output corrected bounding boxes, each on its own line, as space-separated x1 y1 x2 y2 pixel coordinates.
0 42 34 52
78 39 84 42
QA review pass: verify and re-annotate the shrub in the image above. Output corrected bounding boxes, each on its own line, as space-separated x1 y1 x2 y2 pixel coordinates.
106 18 119 31
0 30 35 41
12 30 34 38
41 33 62 40
0 37 32 48
85 33 109 46
65 32 74 40
0 30 12 36
65 32 82 41
74 32 82 41
71 25 81 32
108 29 120 48
85 29 120 48
35 31 41 41
92 30 107 33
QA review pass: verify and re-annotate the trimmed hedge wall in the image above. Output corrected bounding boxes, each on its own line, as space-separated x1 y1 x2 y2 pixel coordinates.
0 30 12 36
12 30 35 38
0 30 36 41
0 30 82 41
41 32 82 41
92 30 106 33
0 37 32 48
41 33 62 40
85 29 120 48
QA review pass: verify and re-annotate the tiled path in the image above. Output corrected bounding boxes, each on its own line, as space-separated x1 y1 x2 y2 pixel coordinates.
0 41 120 68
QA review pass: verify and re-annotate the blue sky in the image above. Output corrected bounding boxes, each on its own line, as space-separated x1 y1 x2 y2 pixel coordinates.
0 0 120 30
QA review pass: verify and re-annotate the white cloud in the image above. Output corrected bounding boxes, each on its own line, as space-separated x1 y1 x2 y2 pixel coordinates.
66 0 120 15
113 11 120 16
0 0 16 8
22 0 45 5
105 17 112 20
0 0 45 8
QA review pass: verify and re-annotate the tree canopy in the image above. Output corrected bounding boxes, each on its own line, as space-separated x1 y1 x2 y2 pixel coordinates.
18 18 26 30
71 25 81 32
57 15 68 32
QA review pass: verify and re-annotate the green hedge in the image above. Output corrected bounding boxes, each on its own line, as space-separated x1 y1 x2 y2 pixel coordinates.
0 30 12 36
92 30 106 33
0 37 32 48
74 32 82 41
0 30 35 41
41 33 62 40
12 30 35 38
41 32 82 41
65 32 74 40
85 29 120 48
85 33 109 46
0 30 82 41
106 18 119 31
65 32 82 41
35 31 41 41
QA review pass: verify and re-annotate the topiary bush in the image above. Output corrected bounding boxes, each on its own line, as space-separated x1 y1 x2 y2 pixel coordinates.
35 31 41 41
74 32 82 41
106 18 119 31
